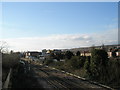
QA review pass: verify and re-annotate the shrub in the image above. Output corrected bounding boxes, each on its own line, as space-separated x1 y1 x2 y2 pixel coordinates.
2 53 20 69
65 51 74 59
78 56 86 68
84 56 91 78
69 56 79 69
107 59 120 87
90 49 108 80
44 59 53 65
66 56 86 69
76 51 81 56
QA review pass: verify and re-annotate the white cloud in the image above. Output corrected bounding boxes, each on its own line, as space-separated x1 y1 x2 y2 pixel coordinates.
1 29 118 52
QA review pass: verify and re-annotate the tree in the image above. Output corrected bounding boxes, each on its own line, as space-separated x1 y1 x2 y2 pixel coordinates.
65 51 74 59
112 50 117 58
55 52 64 61
78 56 86 68
76 51 81 56
10 50 14 54
110 47 117 58
69 56 79 69
0 41 9 53
50 52 55 59
91 49 108 66
90 49 108 79
101 44 105 50
84 56 91 77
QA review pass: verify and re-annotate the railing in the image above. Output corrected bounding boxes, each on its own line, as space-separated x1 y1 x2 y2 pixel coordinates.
3 68 12 88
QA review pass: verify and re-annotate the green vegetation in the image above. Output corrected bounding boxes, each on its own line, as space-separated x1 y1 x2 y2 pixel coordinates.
2 53 20 85
44 49 120 89
90 49 109 80
76 51 81 56
106 58 120 88
2 53 20 69
11 60 42 88
65 51 74 59
49 52 64 61
44 59 54 65
84 56 91 78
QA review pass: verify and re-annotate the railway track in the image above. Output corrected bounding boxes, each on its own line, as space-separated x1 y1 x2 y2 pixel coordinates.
34 66 68 89
32 64 107 89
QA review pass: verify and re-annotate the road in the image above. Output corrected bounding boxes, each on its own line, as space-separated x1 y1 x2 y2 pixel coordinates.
17 60 108 90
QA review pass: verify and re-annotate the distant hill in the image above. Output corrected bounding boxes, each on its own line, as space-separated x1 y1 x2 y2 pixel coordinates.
61 44 120 53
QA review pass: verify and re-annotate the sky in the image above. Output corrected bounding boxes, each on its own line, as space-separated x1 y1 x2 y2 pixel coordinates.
0 2 118 51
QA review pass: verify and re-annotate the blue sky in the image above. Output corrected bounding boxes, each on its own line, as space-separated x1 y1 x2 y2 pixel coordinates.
2 2 118 38
1 2 118 51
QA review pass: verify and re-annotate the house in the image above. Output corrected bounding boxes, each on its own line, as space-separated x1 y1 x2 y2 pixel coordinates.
107 46 120 57
107 52 112 58
81 51 91 56
40 49 52 60
25 51 40 58
116 51 120 57
116 47 120 57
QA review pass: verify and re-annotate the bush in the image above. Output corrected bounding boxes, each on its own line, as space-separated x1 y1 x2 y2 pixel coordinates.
78 56 86 68
65 56 86 69
106 59 120 88
69 56 79 69
2 53 20 69
90 49 108 80
76 51 81 56
44 59 53 65
83 49 120 88
84 56 91 78
65 51 74 59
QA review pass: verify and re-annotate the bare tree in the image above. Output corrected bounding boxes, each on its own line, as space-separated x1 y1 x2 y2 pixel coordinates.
0 41 9 53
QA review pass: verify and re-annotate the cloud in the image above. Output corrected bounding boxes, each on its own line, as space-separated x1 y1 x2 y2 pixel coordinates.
1 29 118 52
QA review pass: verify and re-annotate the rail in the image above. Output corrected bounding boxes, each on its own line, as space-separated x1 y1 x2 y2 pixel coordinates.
44 65 115 90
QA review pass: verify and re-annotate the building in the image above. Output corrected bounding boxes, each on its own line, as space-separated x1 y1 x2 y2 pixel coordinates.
107 46 120 57
25 51 40 58
81 51 91 56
